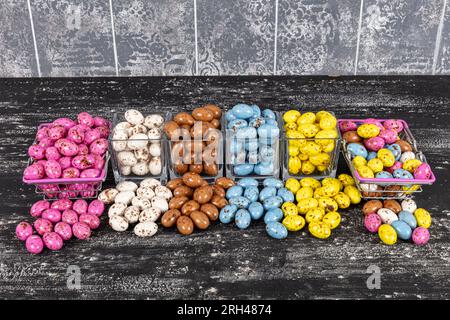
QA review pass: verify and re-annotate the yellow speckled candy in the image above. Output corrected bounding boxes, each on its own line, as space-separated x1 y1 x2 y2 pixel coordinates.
297 198 319 214
305 207 326 223
402 184 420 194
322 211 341 229
378 224 397 245
296 112 316 125
282 202 299 216
299 141 322 156
286 130 306 148
403 159 422 173
322 142 335 153
414 208 432 228
308 221 331 239
282 215 305 232
285 178 300 194
352 156 367 168
322 178 342 190
357 123 380 138
309 153 331 166
367 158 384 173
299 123 320 138
300 178 321 189
296 187 314 201
343 185 361 204
321 180 341 197
377 148 395 167
357 165 374 178
338 174 355 187
285 122 297 131
298 153 309 161
319 116 337 130
315 129 337 145
317 197 339 212
283 110 301 123
316 165 328 172
288 156 302 174
301 161 316 175
316 111 334 121
288 144 300 156
333 192 351 209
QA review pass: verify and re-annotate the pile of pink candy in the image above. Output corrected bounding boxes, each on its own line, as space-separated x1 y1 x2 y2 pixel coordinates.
15 198 105 254
23 112 110 198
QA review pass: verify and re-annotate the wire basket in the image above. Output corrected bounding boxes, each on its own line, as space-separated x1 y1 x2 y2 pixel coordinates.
23 123 109 200
339 118 435 199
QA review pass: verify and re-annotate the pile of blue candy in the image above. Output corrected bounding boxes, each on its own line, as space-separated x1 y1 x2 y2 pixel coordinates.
219 178 293 239
225 104 280 176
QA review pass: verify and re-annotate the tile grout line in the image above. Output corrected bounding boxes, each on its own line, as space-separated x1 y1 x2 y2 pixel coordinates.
109 0 119 76
354 0 364 75
273 0 279 75
194 0 199 75
27 0 41 77
432 0 447 75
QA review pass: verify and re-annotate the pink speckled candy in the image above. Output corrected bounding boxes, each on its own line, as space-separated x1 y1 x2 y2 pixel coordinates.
55 139 79 157
412 227 430 245
80 168 101 178
339 120 357 133
34 218 53 235
62 167 80 179
67 126 85 144
48 125 66 140
77 144 89 155
364 213 382 233
28 145 46 160
73 199 88 214
89 138 108 156
36 127 49 141
43 232 64 251
88 200 105 217
378 129 398 144
44 160 62 178
364 118 384 130
383 119 404 133
30 200 50 217
72 222 91 240
25 235 44 254
364 136 385 151
59 157 72 169
39 184 59 198
414 163 432 180
386 161 403 174
84 128 101 145
79 214 100 230
93 155 105 170
93 116 109 127
16 221 33 241
45 146 61 161
54 222 73 241
53 118 76 130
95 125 110 138
71 154 95 170
23 164 45 180
42 209 62 224
62 209 79 225
39 137 54 148
58 186 77 199
77 112 94 128
80 184 96 198
51 198 73 211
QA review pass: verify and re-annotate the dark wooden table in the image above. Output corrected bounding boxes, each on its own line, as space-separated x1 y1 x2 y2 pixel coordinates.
0 76 449 300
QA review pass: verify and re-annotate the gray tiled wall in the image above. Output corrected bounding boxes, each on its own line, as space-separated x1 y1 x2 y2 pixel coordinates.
0 0 449 77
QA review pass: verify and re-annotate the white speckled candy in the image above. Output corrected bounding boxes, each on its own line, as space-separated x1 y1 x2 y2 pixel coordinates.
132 161 150 176
109 215 129 232
401 199 417 213
134 221 158 237
127 124 148 136
144 114 164 129
140 178 161 189
114 191 135 205
134 148 151 162
112 130 128 151
149 157 162 175
151 196 169 213
136 186 155 200
117 151 138 167
377 208 398 225
108 203 128 218
131 196 152 210
127 133 148 150
125 109 144 125
116 181 138 193
98 188 119 205
114 121 132 133
147 128 162 140
154 186 173 201
139 207 161 223
120 166 131 175
149 142 161 157
124 206 140 224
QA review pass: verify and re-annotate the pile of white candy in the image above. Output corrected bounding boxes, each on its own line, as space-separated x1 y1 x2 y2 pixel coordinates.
112 110 164 176
98 178 172 237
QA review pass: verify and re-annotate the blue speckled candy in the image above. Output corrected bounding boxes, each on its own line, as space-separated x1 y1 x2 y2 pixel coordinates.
248 151 259 164
244 186 259 202
347 143 368 159
259 187 277 202
219 204 238 224
387 144 402 161
257 124 280 140
259 145 274 162
262 109 276 120
234 164 254 176
391 220 412 240
226 185 244 200
237 178 259 188
225 110 237 122
229 196 250 209
232 104 254 119
244 138 259 152
264 208 283 224
250 105 261 117
266 221 288 239
263 178 283 189
277 188 294 202
375 171 393 179
248 202 264 220
236 127 257 139
265 119 278 126
399 210 417 229
263 196 283 211
248 116 265 128
393 168 414 179
367 151 377 161
235 209 251 229
254 162 274 175
230 139 244 154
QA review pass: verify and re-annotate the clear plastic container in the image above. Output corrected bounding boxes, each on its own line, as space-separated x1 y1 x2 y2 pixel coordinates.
281 111 341 181
109 112 168 184
225 111 283 181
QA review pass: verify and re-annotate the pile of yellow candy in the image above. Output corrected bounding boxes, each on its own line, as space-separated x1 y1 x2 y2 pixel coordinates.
281 175 362 239
283 110 338 175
